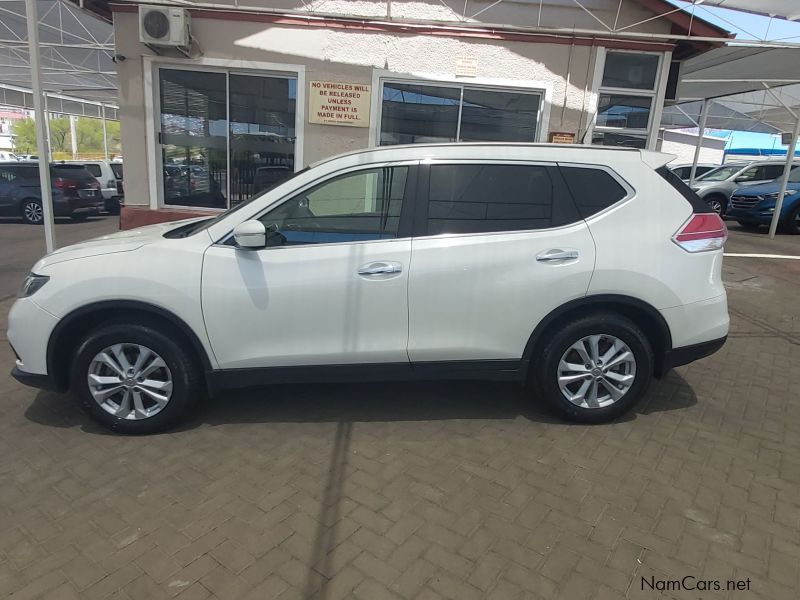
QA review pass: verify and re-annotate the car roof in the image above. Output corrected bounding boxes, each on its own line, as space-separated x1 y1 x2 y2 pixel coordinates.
309 142 673 170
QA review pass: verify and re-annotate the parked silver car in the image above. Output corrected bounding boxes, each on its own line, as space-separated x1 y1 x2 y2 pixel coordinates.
669 163 717 181
692 160 799 215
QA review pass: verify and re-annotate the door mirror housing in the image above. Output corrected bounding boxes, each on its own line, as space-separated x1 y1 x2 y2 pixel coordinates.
233 220 266 249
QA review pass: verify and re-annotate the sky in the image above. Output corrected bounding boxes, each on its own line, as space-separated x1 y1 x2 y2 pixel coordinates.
666 1 800 42
666 2 800 150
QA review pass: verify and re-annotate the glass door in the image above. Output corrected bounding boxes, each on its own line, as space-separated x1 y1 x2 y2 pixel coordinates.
157 67 298 209
159 69 228 208
229 74 296 206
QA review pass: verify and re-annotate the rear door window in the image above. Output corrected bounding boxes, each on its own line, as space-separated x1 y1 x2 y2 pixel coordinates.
671 166 689 179
423 163 579 235
760 164 787 181
52 165 96 183
560 166 628 218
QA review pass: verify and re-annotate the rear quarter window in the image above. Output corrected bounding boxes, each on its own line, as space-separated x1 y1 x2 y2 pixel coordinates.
84 164 102 177
656 166 712 213
560 166 628 218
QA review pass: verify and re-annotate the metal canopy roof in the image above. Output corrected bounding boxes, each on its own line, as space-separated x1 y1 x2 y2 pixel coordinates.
699 1 800 21
666 45 800 133
0 0 117 108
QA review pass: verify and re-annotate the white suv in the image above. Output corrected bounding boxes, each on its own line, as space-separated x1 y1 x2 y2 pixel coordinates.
8 144 729 434
67 160 123 214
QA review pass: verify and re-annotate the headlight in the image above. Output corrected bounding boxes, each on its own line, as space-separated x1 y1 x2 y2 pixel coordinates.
18 273 49 298
763 191 794 200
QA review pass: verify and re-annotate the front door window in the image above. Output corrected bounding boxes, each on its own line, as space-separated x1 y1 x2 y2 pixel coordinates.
259 167 409 246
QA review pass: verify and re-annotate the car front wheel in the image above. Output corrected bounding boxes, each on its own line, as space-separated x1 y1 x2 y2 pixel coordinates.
70 321 201 434
705 195 726 216
533 313 654 423
784 204 800 235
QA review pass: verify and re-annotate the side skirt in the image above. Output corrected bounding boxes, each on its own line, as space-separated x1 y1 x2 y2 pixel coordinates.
206 360 526 396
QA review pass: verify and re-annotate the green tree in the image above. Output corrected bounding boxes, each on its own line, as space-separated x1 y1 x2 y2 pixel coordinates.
12 115 121 155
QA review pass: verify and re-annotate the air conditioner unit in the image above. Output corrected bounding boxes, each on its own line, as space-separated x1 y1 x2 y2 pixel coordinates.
139 5 190 48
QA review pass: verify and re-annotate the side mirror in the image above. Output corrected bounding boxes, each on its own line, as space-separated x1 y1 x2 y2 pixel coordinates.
233 220 266 249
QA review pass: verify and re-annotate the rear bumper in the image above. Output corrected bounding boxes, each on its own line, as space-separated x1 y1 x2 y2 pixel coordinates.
11 365 64 392
661 336 727 373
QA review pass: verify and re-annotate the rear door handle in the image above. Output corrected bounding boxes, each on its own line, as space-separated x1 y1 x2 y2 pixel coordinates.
536 249 579 263
358 262 402 276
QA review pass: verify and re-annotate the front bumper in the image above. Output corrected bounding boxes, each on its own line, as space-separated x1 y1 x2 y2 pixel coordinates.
11 365 63 392
726 205 773 224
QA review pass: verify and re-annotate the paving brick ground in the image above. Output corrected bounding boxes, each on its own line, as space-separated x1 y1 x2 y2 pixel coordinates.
1 219 799 600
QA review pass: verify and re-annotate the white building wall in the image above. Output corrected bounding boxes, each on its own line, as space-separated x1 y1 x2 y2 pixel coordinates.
660 130 726 165
113 0 677 208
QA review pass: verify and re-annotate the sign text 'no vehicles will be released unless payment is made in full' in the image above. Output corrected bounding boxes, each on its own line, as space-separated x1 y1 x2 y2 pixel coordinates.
309 81 372 128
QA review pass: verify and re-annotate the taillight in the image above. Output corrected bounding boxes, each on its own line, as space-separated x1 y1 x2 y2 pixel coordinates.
672 213 727 252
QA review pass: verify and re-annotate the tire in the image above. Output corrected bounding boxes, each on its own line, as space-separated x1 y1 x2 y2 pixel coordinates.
70 212 88 221
20 198 44 224
532 313 654 424
737 221 761 231
783 204 800 235
106 197 121 215
70 321 201 434
705 195 726 216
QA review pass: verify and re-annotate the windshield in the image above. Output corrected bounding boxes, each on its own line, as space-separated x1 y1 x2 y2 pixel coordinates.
696 165 743 182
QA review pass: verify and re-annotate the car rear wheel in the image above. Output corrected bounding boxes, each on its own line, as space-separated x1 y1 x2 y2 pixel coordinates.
532 313 654 423
21 199 43 224
70 321 201 434
106 197 121 215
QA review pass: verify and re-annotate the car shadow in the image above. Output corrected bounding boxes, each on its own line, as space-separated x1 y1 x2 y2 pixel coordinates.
23 371 697 435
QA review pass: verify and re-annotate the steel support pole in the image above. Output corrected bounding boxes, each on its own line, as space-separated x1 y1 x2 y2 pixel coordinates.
101 104 109 160
689 99 710 188
25 0 55 253
69 115 78 159
768 115 800 238
43 94 51 160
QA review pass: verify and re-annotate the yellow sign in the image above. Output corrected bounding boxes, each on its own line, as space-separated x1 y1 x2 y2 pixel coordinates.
549 132 576 144
308 81 371 128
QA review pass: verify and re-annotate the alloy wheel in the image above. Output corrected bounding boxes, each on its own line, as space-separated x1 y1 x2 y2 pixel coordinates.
87 343 173 420
557 334 636 409
709 199 723 215
23 202 43 223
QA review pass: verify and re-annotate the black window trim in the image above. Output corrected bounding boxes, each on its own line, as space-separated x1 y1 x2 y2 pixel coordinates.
556 162 635 221
216 160 419 249
413 159 627 239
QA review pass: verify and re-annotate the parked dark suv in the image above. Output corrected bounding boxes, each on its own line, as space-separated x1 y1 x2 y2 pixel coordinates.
0 162 103 224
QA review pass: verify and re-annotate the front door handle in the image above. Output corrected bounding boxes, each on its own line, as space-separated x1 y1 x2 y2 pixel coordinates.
536 249 579 263
358 262 402 276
